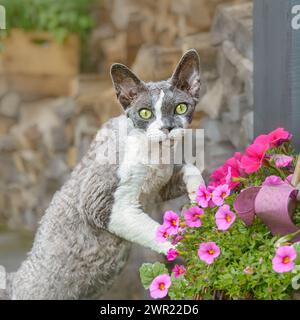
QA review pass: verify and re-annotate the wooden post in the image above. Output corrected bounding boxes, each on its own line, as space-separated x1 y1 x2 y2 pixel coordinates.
254 0 300 151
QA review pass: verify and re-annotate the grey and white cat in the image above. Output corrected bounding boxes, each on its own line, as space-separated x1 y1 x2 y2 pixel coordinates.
7 49 204 299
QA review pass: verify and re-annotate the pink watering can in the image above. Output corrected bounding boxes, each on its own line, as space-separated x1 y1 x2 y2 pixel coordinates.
234 155 300 243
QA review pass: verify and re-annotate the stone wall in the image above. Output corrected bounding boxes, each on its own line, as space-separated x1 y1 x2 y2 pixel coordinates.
89 0 250 73
198 2 254 173
0 76 121 229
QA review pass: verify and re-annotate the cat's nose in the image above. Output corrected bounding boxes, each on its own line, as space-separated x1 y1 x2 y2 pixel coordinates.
161 125 173 133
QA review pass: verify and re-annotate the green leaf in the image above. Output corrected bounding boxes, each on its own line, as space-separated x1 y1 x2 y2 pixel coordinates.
139 262 168 289
1 0 96 42
293 242 300 265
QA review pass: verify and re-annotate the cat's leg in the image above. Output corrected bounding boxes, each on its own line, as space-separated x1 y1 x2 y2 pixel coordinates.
107 184 174 255
182 163 205 202
159 194 190 217
160 164 204 204
108 204 173 254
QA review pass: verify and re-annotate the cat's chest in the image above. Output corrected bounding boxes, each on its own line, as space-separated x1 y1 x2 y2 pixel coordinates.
141 164 173 194
119 134 174 194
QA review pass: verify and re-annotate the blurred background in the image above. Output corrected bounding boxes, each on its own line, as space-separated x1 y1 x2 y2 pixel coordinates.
0 0 253 299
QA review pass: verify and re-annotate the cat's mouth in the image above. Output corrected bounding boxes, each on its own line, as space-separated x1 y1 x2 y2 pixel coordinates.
146 128 185 144
158 139 175 148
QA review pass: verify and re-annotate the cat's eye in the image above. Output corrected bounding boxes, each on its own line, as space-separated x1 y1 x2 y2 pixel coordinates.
139 108 152 119
175 103 188 115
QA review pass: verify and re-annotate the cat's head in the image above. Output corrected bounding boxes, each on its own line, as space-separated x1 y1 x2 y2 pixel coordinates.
110 49 203 141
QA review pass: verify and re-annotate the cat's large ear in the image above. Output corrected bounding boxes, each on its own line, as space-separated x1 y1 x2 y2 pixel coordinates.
170 49 202 103
110 64 147 110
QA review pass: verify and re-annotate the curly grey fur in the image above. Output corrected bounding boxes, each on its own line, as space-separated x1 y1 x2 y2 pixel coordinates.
9 121 132 299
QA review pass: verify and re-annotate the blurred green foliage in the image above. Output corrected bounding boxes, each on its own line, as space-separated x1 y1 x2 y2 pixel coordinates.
0 0 96 43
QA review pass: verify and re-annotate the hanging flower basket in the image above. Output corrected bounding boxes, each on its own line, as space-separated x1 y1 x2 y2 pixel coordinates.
139 128 300 300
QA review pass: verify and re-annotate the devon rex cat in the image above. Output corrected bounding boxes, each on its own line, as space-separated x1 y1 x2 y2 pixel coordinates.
7 49 205 299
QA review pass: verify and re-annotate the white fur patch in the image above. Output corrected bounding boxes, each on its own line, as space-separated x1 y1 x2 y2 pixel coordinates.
108 129 174 254
146 90 167 141
154 90 164 128
182 163 204 202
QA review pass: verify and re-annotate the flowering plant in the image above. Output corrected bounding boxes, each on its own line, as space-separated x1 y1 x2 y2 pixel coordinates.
139 128 300 300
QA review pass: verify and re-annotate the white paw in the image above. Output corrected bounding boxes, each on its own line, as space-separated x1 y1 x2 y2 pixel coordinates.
188 191 197 203
158 242 176 255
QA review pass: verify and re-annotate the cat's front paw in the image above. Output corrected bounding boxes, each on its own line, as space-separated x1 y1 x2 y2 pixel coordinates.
188 191 197 203
157 242 176 255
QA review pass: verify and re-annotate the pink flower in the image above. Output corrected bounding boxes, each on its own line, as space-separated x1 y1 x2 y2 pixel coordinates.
163 211 179 235
207 186 216 207
149 274 171 299
184 206 204 228
155 225 171 243
210 153 244 189
263 175 284 186
172 264 186 278
196 184 211 208
286 174 293 184
210 166 226 188
267 128 291 147
225 166 232 185
215 205 236 231
166 248 179 261
198 242 221 265
273 155 293 168
253 134 270 145
225 152 244 175
212 184 230 206
241 140 270 174
272 246 297 273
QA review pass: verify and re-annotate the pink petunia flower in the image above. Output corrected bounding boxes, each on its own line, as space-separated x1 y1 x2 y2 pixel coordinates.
225 166 232 185
198 242 221 265
207 186 216 207
210 166 225 188
241 140 270 174
226 152 244 172
286 174 293 184
155 225 171 243
272 246 297 273
149 274 171 299
215 205 236 231
212 184 230 206
262 175 284 186
273 155 293 168
184 206 204 228
210 153 244 189
163 211 179 235
172 264 186 278
196 184 211 208
267 128 291 147
253 134 270 145
166 248 179 261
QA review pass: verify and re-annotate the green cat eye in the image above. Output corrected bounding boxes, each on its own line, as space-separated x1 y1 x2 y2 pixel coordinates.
175 103 188 115
139 108 152 119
